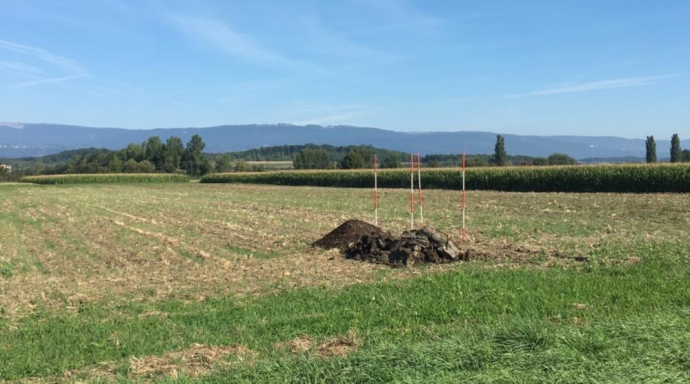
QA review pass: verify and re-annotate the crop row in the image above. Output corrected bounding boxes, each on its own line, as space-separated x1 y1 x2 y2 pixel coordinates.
201 164 690 193
21 173 190 185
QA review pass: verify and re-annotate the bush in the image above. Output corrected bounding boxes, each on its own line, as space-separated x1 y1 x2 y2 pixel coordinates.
548 153 577 166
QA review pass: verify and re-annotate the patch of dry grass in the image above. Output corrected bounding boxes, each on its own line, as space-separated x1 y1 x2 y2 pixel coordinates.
19 343 255 383
317 330 361 358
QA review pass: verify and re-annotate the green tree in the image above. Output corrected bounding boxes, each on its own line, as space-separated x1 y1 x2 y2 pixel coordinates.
548 153 578 165
123 159 138 173
491 135 507 166
428 160 441 168
214 154 232 172
350 147 375 166
294 148 331 169
234 161 247 172
181 135 210 176
381 154 400 169
143 136 165 170
136 160 156 173
109 155 124 172
532 157 548 166
124 143 144 161
164 136 185 170
670 134 681 163
681 149 690 162
466 156 489 167
340 151 366 169
645 136 657 163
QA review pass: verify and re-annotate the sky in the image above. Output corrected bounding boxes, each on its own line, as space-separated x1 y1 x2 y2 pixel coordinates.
0 0 688 138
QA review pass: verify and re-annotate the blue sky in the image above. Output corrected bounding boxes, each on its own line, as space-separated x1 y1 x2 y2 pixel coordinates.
0 0 688 138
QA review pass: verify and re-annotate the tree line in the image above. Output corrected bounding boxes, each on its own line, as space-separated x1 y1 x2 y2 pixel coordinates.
42 135 211 176
645 134 690 163
292 136 579 169
6 133 687 179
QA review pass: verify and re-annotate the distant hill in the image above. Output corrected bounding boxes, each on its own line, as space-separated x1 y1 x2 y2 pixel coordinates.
1 122 687 160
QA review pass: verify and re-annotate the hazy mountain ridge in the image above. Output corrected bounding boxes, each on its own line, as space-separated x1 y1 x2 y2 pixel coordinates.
1 122 687 159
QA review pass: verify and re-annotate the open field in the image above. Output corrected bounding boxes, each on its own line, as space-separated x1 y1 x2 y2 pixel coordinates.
1 183 690 382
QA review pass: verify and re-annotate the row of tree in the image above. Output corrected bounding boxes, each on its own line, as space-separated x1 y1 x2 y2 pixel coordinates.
645 134 690 163
44 135 211 176
293 146 402 170
290 135 577 169
14 133 689 177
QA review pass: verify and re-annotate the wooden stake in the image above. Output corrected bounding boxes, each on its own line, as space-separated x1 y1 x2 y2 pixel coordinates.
374 154 378 226
417 153 423 227
409 153 414 230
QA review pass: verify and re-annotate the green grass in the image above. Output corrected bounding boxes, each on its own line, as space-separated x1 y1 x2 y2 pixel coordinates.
1 254 689 382
20 173 189 184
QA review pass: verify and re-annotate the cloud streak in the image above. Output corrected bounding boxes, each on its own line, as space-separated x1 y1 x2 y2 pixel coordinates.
0 61 45 77
166 14 294 68
0 39 86 74
504 75 680 98
12 74 89 89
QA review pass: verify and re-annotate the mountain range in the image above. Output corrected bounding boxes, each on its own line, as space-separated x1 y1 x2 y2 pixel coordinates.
1 122 686 160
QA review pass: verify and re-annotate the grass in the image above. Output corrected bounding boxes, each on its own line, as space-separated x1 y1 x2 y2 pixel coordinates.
20 173 189 184
0 183 689 382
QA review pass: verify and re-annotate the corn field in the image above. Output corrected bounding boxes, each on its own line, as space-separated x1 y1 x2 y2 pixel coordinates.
21 173 190 185
201 164 690 193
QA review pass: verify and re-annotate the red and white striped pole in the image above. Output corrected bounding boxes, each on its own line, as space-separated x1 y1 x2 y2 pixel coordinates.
409 153 414 230
417 153 424 227
462 151 467 241
374 154 378 227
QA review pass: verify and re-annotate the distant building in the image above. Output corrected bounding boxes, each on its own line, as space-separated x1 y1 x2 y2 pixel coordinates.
0 164 11 172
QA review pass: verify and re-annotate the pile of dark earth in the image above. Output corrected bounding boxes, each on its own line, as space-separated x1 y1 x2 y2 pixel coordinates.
313 219 465 267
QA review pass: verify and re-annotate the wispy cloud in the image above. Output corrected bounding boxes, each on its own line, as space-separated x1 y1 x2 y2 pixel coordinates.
12 74 89 89
504 74 680 98
0 61 45 77
0 39 89 90
0 39 86 74
166 14 296 68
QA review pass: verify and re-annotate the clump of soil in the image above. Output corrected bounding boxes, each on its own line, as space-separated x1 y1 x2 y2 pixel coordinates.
312 219 389 251
314 220 464 267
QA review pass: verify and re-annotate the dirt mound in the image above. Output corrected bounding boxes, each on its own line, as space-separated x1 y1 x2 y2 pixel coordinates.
345 225 464 267
313 219 389 251
315 221 465 267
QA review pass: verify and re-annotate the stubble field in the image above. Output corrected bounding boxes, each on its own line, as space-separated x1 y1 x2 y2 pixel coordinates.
1 183 689 382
